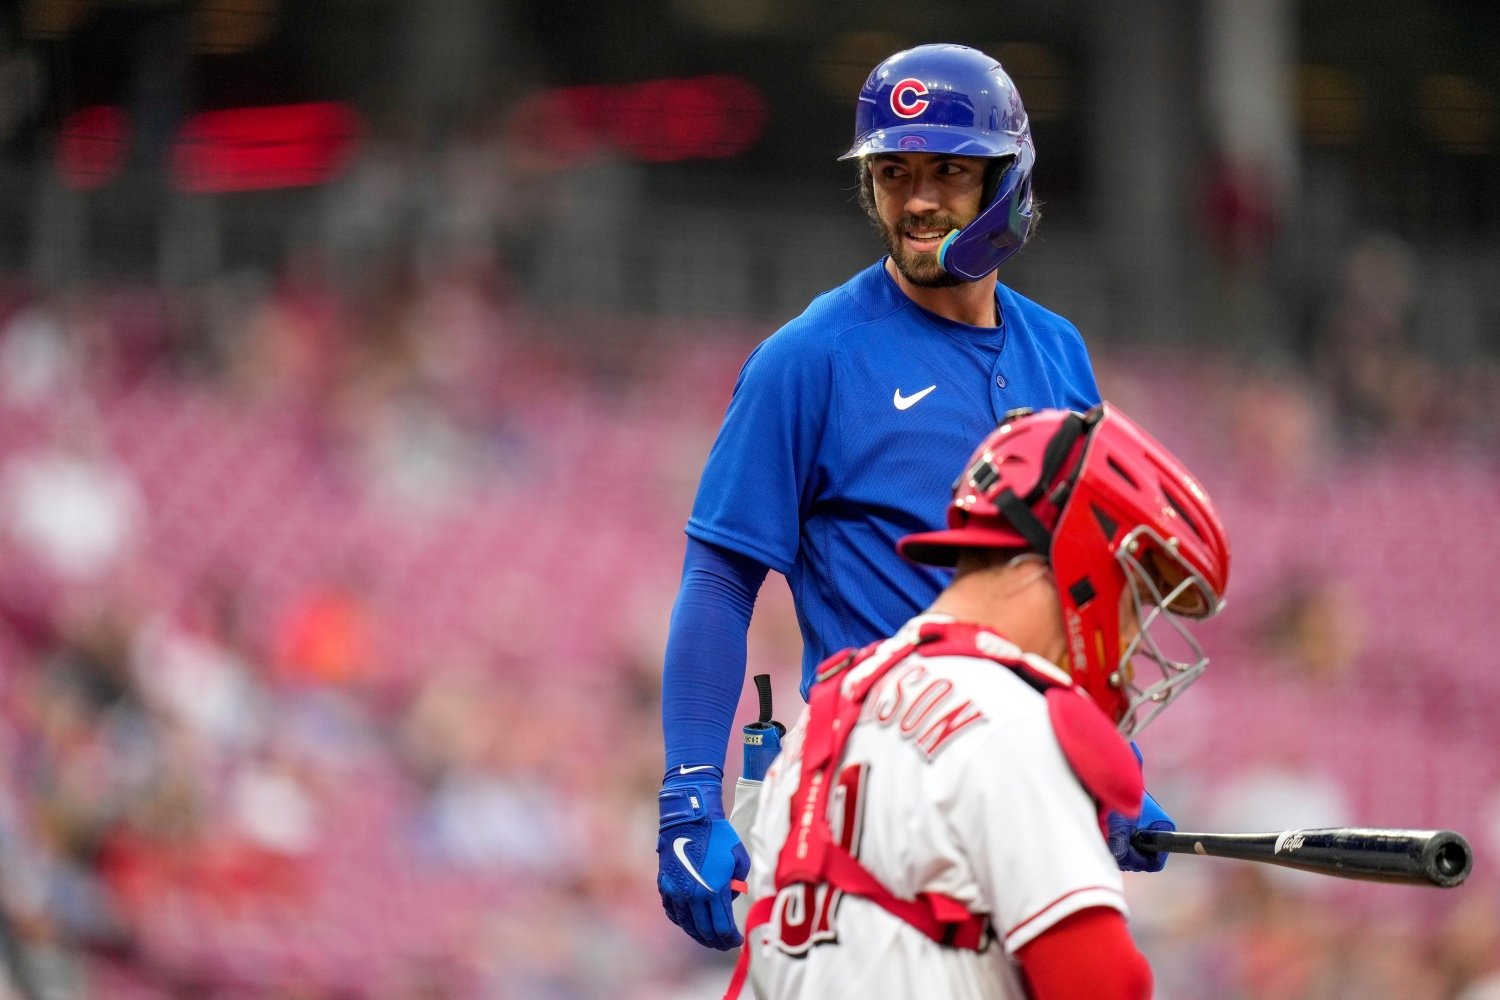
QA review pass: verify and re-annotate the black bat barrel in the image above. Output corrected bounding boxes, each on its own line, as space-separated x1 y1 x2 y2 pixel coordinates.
1131 828 1473 888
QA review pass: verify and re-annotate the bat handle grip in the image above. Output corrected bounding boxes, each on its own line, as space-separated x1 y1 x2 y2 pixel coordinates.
1128 827 1188 857
1130 829 1179 854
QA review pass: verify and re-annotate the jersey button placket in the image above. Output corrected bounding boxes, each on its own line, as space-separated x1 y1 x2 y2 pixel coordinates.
989 305 1009 416
990 364 1009 416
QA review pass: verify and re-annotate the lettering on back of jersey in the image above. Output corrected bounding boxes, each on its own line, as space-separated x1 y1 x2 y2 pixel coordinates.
915 698 986 758
859 662 989 761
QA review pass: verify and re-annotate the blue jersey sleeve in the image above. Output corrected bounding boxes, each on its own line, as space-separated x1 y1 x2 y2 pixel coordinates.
686 331 836 575
661 537 770 773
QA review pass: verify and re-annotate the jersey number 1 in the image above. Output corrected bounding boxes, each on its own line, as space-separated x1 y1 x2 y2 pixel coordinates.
774 762 868 956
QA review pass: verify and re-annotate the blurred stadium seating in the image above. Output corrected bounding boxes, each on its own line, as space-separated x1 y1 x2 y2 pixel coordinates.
0 272 1494 998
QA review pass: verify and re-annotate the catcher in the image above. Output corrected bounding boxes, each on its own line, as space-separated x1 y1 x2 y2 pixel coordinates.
729 403 1231 999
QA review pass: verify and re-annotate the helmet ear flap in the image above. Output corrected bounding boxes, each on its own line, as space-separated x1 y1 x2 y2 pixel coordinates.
981 156 1011 211
1012 173 1036 239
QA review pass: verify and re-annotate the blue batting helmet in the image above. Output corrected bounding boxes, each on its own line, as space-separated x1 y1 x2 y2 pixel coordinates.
840 43 1036 281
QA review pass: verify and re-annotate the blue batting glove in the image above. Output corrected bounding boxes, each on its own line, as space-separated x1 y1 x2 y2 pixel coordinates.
657 768 750 950
1106 742 1175 873
1108 789 1175 872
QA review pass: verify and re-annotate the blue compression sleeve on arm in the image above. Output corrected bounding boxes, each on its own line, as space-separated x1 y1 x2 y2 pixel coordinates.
661 537 770 774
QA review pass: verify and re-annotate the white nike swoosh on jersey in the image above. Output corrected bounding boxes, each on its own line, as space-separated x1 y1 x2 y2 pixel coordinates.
673 836 714 890
678 764 716 775
893 385 937 410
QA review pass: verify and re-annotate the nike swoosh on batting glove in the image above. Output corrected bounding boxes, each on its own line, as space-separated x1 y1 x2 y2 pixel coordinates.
1106 741 1175 873
657 769 750 950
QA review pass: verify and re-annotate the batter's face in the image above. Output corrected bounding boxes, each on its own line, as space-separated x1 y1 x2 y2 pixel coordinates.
868 153 988 288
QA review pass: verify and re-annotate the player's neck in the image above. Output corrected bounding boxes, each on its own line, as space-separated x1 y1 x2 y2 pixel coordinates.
886 259 1000 328
929 564 1066 663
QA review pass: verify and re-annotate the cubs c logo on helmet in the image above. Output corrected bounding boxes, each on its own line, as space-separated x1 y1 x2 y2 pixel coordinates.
889 78 930 119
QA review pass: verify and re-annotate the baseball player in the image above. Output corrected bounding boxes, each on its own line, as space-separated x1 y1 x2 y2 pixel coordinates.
726 404 1231 999
657 44 1174 952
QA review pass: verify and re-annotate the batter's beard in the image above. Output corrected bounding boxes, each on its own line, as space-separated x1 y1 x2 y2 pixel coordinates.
878 216 967 289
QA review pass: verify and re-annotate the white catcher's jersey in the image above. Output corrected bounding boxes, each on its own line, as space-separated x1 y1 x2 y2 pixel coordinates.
744 615 1128 1000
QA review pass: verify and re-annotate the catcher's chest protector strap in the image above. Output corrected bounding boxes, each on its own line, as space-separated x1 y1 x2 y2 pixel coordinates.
920 624 1143 821
726 620 1144 1000
727 628 982 1000
1045 684 1143 819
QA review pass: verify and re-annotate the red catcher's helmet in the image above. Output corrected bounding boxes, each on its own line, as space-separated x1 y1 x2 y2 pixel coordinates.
899 404 1230 738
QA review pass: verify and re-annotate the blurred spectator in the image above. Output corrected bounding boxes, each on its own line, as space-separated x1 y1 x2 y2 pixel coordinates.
0 298 76 409
1 412 143 583
271 574 376 689
401 669 583 876
227 749 319 858
347 381 482 511
132 578 264 753
1250 567 1366 683
1216 866 1342 999
1207 760 1354 865
1206 749 1362 905
1197 152 1279 272
229 249 352 405
1223 370 1332 495
1443 890 1500 999
1193 151 1284 350
0 263 1489 998
1312 232 1453 444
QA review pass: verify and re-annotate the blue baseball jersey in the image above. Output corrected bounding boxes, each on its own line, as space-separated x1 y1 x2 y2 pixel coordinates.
687 260 1100 696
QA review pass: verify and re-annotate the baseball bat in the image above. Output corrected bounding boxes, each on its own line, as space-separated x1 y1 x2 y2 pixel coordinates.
1131 827 1472 888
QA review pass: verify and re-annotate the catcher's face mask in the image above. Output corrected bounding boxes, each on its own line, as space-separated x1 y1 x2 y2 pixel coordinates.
1109 524 1224 737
